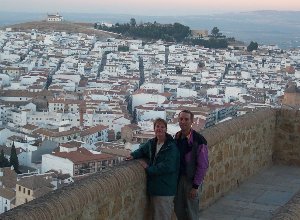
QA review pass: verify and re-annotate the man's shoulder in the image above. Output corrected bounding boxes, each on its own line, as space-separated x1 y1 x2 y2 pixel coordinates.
175 131 181 140
192 130 207 145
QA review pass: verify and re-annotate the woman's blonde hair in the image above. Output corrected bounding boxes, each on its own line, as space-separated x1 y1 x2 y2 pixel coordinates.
153 118 167 129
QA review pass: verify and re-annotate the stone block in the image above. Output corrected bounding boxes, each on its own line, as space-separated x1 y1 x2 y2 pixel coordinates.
279 122 294 133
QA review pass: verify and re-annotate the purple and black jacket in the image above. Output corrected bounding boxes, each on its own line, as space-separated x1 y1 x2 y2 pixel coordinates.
175 129 209 189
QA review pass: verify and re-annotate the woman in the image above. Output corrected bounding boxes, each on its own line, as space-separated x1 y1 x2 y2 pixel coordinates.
126 118 180 220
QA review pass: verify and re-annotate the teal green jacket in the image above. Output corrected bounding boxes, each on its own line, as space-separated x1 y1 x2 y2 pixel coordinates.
131 133 180 196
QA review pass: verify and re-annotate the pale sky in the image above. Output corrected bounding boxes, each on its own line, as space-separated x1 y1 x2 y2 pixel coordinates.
1 0 300 15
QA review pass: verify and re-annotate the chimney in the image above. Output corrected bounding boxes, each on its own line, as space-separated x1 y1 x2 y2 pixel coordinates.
80 108 84 127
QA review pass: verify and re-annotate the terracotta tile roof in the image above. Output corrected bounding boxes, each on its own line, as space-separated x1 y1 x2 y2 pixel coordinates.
0 188 15 200
60 141 83 148
17 175 54 190
33 127 80 137
48 98 84 105
22 124 39 130
0 167 17 188
80 124 108 137
53 147 115 164
33 124 108 138
0 90 53 98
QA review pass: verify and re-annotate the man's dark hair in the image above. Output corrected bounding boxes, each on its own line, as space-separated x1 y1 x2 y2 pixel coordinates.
153 118 167 129
179 109 194 120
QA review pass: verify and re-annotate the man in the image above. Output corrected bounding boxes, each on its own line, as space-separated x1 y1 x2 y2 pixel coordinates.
174 110 209 220
126 118 179 220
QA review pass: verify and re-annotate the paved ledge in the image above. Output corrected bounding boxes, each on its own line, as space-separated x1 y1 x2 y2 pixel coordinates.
199 165 300 220
272 189 300 219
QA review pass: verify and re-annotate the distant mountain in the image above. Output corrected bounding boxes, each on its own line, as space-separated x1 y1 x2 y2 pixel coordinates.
1 10 300 49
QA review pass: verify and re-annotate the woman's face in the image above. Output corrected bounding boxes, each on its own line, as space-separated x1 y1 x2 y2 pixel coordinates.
154 121 167 138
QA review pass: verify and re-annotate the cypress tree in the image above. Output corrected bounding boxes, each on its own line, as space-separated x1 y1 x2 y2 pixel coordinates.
10 142 20 173
0 149 10 168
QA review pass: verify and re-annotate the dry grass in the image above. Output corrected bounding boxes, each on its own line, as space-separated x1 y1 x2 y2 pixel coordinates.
4 20 119 40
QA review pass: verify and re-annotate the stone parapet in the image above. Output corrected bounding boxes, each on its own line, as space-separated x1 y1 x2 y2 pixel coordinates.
1 109 300 219
201 109 276 207
273 109 300 165
0 160 148 220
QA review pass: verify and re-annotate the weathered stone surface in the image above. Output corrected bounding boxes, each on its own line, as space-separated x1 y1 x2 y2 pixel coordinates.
272 190 300 220
1 109 300 219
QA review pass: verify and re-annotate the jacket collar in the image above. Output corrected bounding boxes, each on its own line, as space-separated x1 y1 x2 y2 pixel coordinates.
176 129 194 145
151 133 174 148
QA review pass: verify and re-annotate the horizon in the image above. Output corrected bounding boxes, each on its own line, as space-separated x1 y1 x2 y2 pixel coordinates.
1 0 300 16
1 9 300 16
1 9 300 49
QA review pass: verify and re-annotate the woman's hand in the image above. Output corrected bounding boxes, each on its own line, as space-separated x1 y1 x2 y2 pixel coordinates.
125 155 133 161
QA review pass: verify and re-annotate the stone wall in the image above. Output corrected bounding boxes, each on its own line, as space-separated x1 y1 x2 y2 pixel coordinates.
3 109 299 220
0 161 149 220
273 109 300 166
201 109 276 207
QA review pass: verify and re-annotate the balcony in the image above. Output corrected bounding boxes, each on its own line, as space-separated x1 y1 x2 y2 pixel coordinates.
1 109 300 219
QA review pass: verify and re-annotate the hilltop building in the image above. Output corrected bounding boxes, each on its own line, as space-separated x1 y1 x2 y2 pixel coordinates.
47 13 63 22
190 29 209 38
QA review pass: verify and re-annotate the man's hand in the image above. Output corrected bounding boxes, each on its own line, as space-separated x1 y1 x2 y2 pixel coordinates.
138 160 149 169
125 155 133 161
189 188 198 199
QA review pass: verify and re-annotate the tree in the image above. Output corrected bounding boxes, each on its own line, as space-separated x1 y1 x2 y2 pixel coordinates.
247 41 258 52
211 27 220 37
130 18 136 27
116 132 121 140
0 149 9 168
118 45 129 52
10 142 20 173
175 66 183 74
198 62 205 68
94 23 98 29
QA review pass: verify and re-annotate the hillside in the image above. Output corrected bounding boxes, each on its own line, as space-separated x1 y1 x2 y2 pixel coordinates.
2 21 119 40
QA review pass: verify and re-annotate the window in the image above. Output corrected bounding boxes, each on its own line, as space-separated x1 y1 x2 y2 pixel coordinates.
19 186 21 191
23 188 25 193
28 189 30 195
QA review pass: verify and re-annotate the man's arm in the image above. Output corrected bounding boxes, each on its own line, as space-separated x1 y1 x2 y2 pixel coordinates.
193 143 209 189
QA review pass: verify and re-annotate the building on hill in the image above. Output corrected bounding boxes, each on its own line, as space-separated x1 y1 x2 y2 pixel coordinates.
47 13 63 22
190 29 209 38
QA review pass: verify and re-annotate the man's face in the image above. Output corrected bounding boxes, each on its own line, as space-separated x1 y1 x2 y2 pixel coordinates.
178 112 193 132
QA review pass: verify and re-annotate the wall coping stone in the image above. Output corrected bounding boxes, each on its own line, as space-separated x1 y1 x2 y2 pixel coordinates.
0 160 145 220
202 109 276 146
